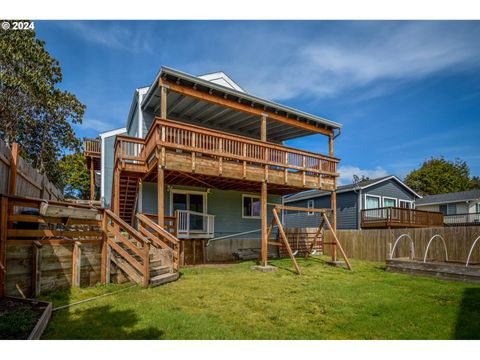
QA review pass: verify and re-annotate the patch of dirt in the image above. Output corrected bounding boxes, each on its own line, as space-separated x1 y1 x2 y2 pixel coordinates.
0 297 47 339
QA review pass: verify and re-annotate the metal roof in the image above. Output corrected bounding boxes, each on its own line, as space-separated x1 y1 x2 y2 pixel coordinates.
284 175 421 202
141 66 342 131
416 189 480 206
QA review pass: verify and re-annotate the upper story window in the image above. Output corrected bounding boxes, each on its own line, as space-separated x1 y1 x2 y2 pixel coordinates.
383 197 397 208
399 200 412 209
365 195 381 209
242 194 260 219
307 199 314 216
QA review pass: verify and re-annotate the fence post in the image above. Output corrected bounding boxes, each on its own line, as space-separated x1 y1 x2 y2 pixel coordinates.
72 241 82 287
0 196 8 297
8 142 18 196
32 241 43 297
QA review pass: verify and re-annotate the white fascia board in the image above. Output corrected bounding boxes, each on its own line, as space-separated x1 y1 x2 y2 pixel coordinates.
99 127 127 139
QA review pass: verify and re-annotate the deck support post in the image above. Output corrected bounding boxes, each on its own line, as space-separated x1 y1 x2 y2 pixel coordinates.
160 84 168 119
261 180 268 266
157 165 164 227
72 241 82 287
260 114 267 142
90 157 94 200
328 134 337 261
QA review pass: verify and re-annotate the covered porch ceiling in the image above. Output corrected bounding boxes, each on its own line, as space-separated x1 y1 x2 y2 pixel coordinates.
141 67 341 143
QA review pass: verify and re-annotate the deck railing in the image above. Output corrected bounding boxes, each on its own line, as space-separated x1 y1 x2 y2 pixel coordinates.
444 212 480 227
83 138 101 156
176 210 215 239
361 207 444 228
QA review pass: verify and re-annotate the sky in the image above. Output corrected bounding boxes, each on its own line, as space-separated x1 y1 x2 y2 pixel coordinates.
35 20 480 185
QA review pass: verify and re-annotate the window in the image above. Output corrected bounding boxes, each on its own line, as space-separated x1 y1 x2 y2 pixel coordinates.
365 195 381 209
307 199 314 215
440 204 457 215
242 195 260 218
399 200 412 209
476 203 480 213
383 197 397 208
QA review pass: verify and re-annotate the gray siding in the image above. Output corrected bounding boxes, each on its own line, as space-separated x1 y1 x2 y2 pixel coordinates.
285 192 358 230
361 179 416 208
284 179 417 230
140 184 281 240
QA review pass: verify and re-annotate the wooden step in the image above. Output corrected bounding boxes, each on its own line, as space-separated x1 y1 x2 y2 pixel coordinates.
110 254 142 283
149 272 179 287
149 265 171 277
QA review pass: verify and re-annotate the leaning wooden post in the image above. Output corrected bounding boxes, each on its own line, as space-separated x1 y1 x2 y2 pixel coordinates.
32 241 43 297
142 241 150 288
0 196 8 298
72 241 82 288
328 135 337 261
261 181 268 266
8 142 18 196
157 164 164 227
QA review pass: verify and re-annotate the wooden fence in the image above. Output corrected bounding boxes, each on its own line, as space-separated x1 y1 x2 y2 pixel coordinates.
0 139 63 200
0 195 113 298
318 227 480 264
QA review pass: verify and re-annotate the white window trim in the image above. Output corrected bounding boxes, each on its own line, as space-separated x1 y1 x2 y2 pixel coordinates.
242 194 261 219
307 199 315 216
399 199 414 209
382 196 397 207
364 194 381 210
170 189 208 216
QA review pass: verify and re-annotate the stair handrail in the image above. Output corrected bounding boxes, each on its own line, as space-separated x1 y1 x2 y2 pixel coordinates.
104 209 151 286
136 213 180 270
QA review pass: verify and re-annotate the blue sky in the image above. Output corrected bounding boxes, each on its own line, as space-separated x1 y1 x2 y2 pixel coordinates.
36 20 480 184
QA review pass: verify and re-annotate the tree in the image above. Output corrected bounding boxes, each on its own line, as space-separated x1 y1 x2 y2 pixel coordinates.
0 22 85 187
404 157 473 196
471 176 480 190
58 152 90 199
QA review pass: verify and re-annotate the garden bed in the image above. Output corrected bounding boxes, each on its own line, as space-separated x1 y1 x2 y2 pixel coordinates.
0 297 52 339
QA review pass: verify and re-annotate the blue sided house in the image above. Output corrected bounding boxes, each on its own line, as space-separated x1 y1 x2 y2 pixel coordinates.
284 176 422 230
83 66 342 264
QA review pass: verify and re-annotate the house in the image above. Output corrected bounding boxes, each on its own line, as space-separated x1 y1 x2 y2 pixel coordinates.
85 66 342 264
283 175 426 229
415 189 480 226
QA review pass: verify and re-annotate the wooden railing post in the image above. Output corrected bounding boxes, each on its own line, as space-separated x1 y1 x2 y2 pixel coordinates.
8 142 18 196
72 241 82 287
100 210 107 284
32 241 42 297
142 242 150 288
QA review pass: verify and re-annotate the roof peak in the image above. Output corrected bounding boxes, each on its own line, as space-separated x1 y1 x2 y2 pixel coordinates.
197 71 245 93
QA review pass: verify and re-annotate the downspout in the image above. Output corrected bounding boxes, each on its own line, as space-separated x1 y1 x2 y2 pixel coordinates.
358 189 362 229
137 90 143 214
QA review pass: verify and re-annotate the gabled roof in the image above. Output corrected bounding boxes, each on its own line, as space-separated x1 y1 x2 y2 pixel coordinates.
141 66 342 131
198 71 245 93
416 189 480 206
284 175 421 203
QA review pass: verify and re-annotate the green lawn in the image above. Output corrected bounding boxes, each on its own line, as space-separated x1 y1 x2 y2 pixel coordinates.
39 257 480 339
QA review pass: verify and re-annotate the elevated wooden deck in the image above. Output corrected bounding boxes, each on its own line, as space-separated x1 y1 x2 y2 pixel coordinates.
114 117 339 194
361 207 444 229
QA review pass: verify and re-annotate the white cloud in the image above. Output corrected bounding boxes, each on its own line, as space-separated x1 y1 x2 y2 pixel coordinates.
337 165 388 185
212 22 480 101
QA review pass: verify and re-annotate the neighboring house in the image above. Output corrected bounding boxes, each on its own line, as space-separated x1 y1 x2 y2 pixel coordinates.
284 175 422 229
416 190 480 226
85 66 342 263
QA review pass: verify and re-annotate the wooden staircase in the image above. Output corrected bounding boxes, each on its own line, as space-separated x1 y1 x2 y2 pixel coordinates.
113 173 140 226
104 210 180 288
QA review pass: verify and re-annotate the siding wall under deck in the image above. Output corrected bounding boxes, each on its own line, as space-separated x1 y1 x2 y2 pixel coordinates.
285 191 358 230
102 135 117 209
140 183 281 239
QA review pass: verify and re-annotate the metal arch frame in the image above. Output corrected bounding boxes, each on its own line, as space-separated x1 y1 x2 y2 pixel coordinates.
466 235 480 267
423 234 449 263
389 234 415 260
